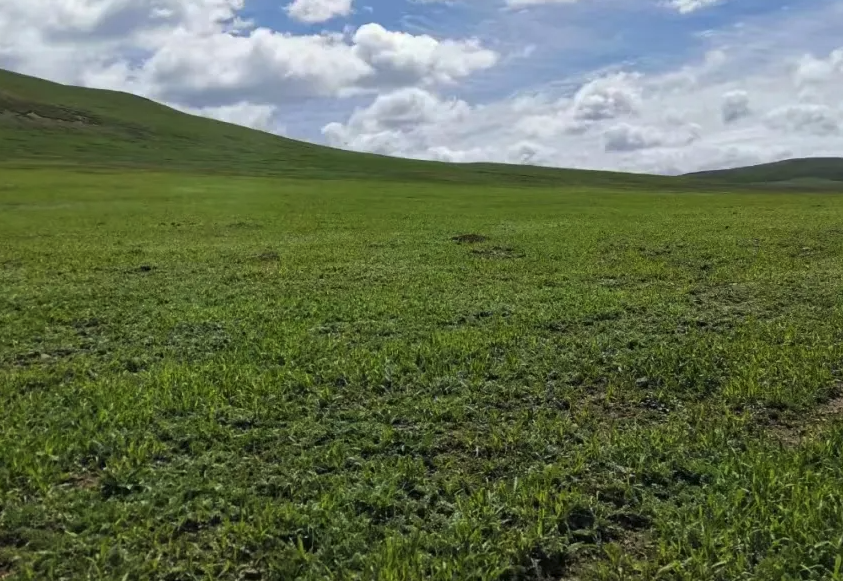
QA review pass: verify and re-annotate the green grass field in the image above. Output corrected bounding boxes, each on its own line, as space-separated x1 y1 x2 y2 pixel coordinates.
2 69 843 580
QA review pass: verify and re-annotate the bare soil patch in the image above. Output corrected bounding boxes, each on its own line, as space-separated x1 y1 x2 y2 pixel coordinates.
451 233 487 244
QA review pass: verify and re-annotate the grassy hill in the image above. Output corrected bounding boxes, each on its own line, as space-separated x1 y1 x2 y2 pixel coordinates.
0 67 682 188
5 67 842 189
687 158 843 186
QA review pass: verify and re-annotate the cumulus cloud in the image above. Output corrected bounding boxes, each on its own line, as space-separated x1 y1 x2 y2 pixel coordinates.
350 24 498 87
182 102 280 132
793 49 843 87
2 0 843 174
0 0 497 114
571 74 640 121
506 0 580 8
667 0 722 14
721 90 751 124
602 122 700 152
323 87 471 154
765 104 840 136
286 0 353 23
322 44 843 174
505 0 721 11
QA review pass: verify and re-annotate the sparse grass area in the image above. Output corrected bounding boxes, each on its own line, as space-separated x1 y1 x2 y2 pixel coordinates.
2 167 843 580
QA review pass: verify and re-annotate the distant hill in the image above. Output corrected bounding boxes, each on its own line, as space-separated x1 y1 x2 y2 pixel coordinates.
0 68 675 188
686 158 843 187
1 67 841 190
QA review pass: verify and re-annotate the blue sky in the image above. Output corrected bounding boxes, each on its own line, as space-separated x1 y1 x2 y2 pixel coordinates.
0 0 841 173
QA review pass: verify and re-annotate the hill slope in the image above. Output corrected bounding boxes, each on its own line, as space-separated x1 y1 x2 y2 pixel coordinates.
3 67 841 189
687 158 843 186
0 68 675 188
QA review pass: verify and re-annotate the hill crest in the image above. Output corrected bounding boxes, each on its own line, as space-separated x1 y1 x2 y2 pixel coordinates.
1 67 841 189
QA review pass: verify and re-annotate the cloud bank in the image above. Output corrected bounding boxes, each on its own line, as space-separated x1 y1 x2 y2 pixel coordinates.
0 0 841 174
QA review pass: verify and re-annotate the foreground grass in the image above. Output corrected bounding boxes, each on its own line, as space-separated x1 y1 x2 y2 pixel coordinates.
1 168 843 580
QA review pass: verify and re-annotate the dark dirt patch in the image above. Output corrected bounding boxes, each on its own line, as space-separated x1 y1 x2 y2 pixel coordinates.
13 348 77 367
764 391 843 447
0 531 26 549
452 233 487 244
639 396 671 414
609 512 651 531
767 422 803 447
174 515 222 537
100 475 145 499
132 265 155 273
255 250 280 262
72 318 102 330
819 393 843 417
60 473 100 490
564 506 596 533
672 467 704 486
0 93 103 126
124 358 147 373
517 546 571 580
471 246 524 259
228 221 262 230
544 321 571 333
1 259 23 269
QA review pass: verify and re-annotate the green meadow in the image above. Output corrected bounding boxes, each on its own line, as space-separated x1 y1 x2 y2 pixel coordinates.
2 68 843 580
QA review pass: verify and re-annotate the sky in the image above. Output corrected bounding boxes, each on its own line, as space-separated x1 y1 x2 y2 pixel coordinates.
0 0 842 174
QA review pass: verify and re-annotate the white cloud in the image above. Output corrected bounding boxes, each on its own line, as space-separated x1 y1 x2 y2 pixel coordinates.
721 90 751 124
322 44 843 174
794 49 843 87
506 0 580 8
351 24 498 87
1 0 842 174
182 102 280 132
667 0 722 14
286 0 353 23
322 86 471 153
0 1 497 110
506 0 723 12
571 74 640 121
505 0 722 11
602 122 700 152
765 104 841 136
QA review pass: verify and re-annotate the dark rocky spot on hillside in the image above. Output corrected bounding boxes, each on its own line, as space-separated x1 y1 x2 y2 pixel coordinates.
0 93 103 126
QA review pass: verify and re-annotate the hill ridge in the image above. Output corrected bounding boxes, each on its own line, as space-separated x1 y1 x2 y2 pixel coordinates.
686 157 843 186
1 67 841 188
